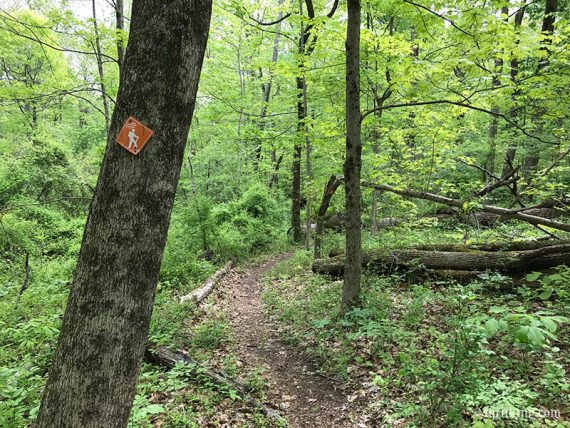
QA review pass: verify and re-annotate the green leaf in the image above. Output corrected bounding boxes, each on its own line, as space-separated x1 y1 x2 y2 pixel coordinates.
538 288 553 300
526 326 545 347
525 272 541 282
484 318 500 336
144 404 164 415
514 326 529 343
311 319 331 329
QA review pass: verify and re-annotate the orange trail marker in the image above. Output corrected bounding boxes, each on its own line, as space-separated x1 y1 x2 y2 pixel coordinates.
116 116 154 155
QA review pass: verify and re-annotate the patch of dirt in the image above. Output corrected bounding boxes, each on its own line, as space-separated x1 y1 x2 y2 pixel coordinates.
220 254 355 428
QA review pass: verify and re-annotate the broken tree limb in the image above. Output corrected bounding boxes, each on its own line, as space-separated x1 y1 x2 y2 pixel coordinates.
312 243 570 277
179 261 233 304
144 346 288 426
314 175 344 260
362 181 570 232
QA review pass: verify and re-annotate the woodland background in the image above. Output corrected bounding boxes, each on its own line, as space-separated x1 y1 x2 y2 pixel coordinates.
0 0 569 426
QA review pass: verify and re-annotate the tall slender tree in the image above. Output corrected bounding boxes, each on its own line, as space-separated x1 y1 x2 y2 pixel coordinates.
36 1 212 426
91 0 110 134
343 0 362 309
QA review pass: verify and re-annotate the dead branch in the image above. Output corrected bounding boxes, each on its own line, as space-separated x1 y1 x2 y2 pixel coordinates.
179 261 233 304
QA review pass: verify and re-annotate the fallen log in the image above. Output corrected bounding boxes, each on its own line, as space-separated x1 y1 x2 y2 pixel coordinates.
179 261 233 304
414 239 570 252
362 181 570 232
144 346 287 426
312 243 570 277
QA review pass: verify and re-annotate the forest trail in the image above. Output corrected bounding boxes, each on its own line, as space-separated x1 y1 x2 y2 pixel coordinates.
221 254 353 428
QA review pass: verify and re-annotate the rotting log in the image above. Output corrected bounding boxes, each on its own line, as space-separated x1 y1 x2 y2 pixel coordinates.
179 261 232 304
312 243 570 277
362 181 570 232
414 239 570 252
144 346 287 426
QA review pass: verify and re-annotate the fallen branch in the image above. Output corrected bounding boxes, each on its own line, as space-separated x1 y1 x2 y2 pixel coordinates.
362 181 570 232
144 346 287 426
314 175 344 260
179 261 233 304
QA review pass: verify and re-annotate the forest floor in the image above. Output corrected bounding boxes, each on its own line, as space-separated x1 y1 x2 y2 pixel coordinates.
220 253 356 428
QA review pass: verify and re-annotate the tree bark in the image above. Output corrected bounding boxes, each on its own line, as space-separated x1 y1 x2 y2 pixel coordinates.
342 0 362 309
291 70 305 242
91 0 111 134
314 175 343 260
313 243 570 277
501 3 525 179
484 6 508 180
255 0 284 167
362 181 570 232
36 1 212 427
522 0 558 178
115 0 125 70
291 0 339 243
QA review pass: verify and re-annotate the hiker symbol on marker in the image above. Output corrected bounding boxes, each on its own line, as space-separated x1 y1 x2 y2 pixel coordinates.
127 126 139 151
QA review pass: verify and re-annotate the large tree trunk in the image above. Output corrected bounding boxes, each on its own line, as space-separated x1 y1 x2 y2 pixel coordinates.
313 242 570 277
342 0 362 309
36 2 212 427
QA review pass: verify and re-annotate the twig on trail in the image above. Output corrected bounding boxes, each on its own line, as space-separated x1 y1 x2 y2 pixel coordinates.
179 261 233 304
144 346 288 427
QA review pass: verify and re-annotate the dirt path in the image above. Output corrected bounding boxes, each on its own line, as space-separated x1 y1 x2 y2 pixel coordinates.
220 254 354 428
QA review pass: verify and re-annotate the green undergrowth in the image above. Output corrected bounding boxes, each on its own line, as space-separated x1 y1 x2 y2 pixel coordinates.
263 249 570 427
0 182 288 427
132 302 273 428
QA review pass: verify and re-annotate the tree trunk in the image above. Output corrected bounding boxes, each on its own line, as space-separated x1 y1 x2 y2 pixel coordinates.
342 0 362 309
484 6 508 180
255 0 284 167
523 0 558 179
269 152 283 188
91 0 111 134
187 133 196 195
291 0 340 243
304 82 313 250
313 243 570 277
314 175 343 260
115 0 125 69
291 96 303 243
501 4 525 179
36 1 212 427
